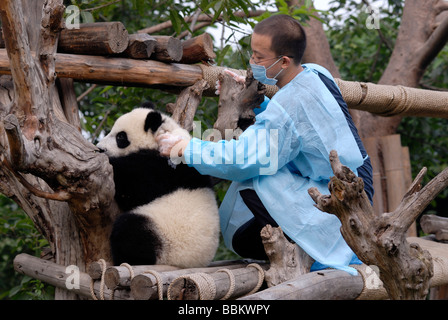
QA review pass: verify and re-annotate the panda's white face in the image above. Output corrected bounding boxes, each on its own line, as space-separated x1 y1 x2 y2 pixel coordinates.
97 107 190 157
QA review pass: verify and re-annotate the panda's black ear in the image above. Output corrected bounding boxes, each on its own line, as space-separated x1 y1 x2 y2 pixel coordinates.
141 101 156 109
144 111 163 132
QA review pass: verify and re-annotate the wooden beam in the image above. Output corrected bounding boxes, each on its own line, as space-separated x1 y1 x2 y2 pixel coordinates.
239 269 365 300
0 49 202 88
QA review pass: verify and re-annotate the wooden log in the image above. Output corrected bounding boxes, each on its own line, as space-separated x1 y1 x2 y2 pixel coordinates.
308 150 448 299
167 264 268 300
130 261 267 300
0 50 203 88
13 253 130 300
152 35 183 62
239 269 365 300
421 215 448 241
104 264 180 289
122 33 157 59
180 33 216 64
58 22 129 55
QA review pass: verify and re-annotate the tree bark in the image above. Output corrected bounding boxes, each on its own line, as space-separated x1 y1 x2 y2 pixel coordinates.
213 68 266 137
308 150 448 299
0 0 120 300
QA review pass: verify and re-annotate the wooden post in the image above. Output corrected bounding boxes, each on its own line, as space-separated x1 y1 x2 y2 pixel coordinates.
58 22 129 55
402 146 417 237
363 137 384 214
380 134 407 213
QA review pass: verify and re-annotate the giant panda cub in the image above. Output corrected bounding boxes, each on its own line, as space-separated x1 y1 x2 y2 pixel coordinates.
97 102 220 268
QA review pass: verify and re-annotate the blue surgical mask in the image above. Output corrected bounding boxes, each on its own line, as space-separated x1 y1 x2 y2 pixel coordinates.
250 57 284 86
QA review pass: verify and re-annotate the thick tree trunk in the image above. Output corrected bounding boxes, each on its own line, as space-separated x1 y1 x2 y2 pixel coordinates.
0 0 119 300
355 0 448 138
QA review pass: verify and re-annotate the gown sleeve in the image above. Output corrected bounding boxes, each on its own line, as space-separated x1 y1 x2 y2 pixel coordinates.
183 98 302 182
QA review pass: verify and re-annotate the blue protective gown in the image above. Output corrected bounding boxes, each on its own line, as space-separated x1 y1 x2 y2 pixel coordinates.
184 64 367 275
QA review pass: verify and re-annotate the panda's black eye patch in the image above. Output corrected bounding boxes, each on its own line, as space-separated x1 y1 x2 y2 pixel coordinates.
116 131 130 149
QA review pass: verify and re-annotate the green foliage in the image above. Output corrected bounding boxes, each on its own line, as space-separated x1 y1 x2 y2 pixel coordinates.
0 195 54 299
325 0 401 82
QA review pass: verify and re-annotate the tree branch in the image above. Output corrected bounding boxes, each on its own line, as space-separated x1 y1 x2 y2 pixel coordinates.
37 0 65 83
138 10 266 34
417 16 448 70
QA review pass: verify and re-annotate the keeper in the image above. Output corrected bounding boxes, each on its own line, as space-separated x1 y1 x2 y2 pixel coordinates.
157 14 373 275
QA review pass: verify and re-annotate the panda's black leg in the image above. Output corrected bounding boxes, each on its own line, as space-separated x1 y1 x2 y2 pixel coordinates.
110 212 162 265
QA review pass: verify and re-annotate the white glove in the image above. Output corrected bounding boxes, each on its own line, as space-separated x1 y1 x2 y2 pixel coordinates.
157 133 189 158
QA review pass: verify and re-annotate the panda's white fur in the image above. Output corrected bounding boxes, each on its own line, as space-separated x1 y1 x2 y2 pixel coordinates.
133 188 219 268
98 104 220 268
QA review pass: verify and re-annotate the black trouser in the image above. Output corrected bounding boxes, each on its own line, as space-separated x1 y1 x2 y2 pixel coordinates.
232 189 279 260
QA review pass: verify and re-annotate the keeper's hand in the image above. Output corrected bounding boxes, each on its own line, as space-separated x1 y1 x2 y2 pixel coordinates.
156 133 190 158
215 69 246 94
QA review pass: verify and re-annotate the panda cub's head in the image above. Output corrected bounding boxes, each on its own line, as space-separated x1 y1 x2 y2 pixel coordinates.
97 102 189 157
